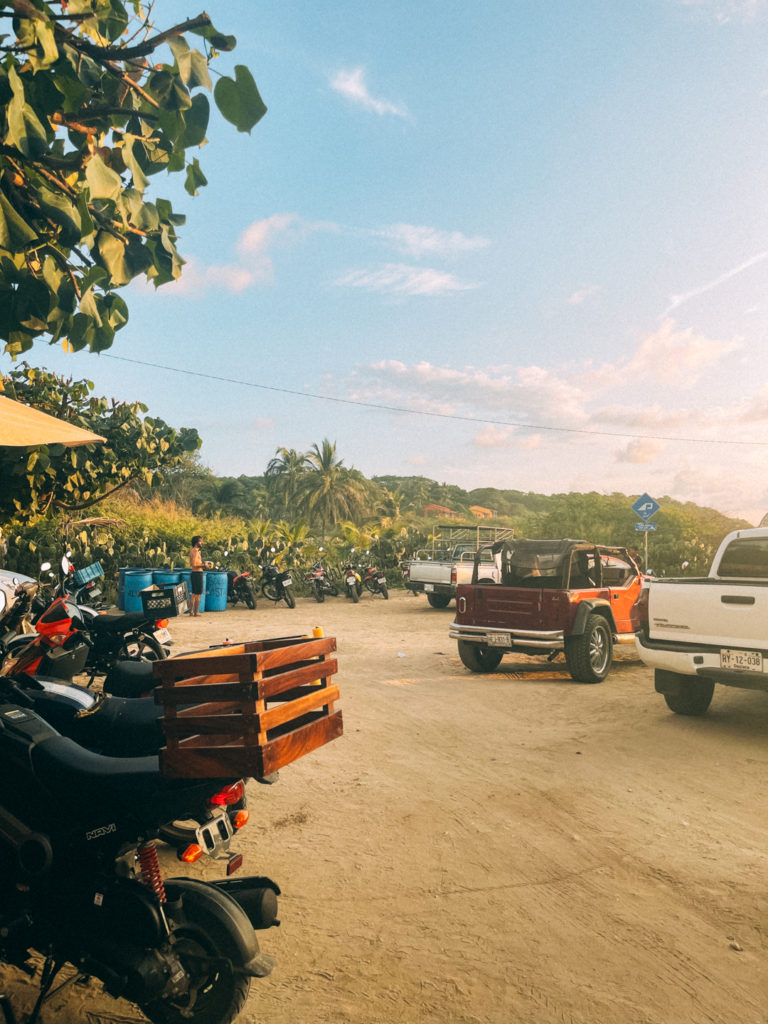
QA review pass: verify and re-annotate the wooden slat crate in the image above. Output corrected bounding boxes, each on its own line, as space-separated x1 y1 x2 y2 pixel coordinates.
152 635 342 779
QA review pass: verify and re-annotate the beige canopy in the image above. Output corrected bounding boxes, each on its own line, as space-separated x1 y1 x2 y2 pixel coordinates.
0 394 105 447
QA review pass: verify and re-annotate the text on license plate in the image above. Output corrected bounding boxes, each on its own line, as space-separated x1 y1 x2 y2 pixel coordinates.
488 633 511 647
720 648 763 671
155 627 172 644
424 584 434 592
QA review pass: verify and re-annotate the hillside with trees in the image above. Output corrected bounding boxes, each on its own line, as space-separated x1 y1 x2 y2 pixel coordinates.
0 366 752 594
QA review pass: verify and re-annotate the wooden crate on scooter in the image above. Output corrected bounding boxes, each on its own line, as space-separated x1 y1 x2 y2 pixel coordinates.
152 635 342 779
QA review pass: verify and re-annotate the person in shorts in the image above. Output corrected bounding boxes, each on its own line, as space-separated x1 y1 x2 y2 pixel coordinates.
189 535 205 616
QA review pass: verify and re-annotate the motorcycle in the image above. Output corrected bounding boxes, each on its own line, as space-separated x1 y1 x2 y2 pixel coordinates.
342 554 363 604
260 561 295 609
304 560 338 604
0 700 279 1024
1 581 169 689
363 563 389 600
226 569 257 609
58 549 106 607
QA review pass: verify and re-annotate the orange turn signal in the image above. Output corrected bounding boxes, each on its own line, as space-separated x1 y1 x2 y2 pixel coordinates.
233 809 250 830
179 844 203 864
155 618 169 628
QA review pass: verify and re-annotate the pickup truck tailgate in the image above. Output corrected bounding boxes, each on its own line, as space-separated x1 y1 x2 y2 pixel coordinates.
647 578 768 648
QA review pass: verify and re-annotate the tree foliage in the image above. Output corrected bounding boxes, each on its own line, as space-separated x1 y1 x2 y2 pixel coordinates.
0 362 200 521
0 0 266 355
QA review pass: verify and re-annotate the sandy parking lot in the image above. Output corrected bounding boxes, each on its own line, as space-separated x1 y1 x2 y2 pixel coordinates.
2 588 768 1023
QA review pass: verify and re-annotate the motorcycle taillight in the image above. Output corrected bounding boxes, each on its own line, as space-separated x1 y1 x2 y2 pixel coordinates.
208 781 245 807
155 618 169 628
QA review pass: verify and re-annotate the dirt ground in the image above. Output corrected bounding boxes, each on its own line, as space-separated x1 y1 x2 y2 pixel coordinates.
2 588 768 1024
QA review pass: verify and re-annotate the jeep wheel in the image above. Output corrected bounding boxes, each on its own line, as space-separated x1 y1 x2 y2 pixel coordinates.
565 614 612 683
658 671 714 716
427 593 451 609
457 640 504 673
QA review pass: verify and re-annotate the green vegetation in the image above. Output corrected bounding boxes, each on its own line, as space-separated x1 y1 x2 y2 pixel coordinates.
0 1 265 356
0 366 751 594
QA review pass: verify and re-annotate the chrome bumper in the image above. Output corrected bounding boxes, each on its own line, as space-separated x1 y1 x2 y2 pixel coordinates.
449 622 564 649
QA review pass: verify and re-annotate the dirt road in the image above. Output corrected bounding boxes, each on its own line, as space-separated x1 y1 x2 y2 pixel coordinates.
3 589 767 1023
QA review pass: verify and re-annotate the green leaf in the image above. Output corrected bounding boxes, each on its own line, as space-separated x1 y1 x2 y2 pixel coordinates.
85 154 123 201
180 93 210 149
0 193 38 251
37 186 81 247
168 36 212 91
121 135 150 193
5 67 50 158
214 66 267 134
184 158 207 197
190 23 237 52
96 231 131 286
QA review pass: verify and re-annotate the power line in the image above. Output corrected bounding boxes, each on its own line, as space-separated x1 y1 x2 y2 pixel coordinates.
103 353 768 448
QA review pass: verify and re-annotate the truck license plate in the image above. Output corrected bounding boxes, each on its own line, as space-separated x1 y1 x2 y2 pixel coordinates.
424 584 434 593
488 633 511 646
720 648 762 671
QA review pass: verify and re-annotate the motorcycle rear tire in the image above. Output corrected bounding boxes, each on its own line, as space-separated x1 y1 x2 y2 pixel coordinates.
283 588 296 609
141 887 251 1024
313 583 325 603
118 633 166 663
328 583 339 597
350 585 359 603
261 583 279 603
380 584 389 599
364 579 377 595
244 585 256 610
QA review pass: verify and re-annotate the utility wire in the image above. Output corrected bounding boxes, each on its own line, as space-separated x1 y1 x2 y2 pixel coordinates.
103 353 768 448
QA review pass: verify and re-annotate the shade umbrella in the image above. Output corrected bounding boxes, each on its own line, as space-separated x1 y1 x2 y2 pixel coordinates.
0 394 105 447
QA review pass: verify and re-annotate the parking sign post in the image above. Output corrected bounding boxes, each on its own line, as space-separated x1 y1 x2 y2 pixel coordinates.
631 493 660 572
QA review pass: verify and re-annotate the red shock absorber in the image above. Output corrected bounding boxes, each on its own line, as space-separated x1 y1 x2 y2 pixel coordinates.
137 841 166 903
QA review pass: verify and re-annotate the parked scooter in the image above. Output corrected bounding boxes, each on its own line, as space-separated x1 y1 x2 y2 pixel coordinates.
57 549 107 607
0 700 279 1024
260 560 295 609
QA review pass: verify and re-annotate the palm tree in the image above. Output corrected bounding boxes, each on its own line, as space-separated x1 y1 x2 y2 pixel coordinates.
298 439 369 540
264 447 310 519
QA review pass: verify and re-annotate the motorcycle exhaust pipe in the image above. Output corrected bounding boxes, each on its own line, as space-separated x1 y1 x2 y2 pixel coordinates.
212 877 281 929
0 805 53 877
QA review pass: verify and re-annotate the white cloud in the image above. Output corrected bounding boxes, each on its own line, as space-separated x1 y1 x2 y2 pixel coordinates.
627 318 741 388
164 257 259 295
335 264 479 296
376 224 491 259
614 438 666 464
329 68 407 117
567 284 601 305
679 0 768 21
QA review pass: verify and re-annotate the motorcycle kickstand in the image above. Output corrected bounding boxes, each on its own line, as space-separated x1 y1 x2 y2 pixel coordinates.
26 955 67 1024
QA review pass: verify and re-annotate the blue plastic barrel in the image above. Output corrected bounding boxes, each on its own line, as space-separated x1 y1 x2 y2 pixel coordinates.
204 570 228 612
117 567 130 611
153 570 181 587
124 569 154 612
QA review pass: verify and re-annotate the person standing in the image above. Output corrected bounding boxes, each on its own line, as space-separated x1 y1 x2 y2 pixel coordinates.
189 534 206 616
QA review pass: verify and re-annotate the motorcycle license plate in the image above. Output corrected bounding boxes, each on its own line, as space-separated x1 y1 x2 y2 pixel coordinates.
720 648 762 671
155 627 172 645
283 576 292 586
424 584 434 593
379 577 387 585
488 632 511 646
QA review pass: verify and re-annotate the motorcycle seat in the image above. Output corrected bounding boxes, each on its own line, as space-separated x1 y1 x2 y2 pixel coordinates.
103 659 156 698
90 611 151 633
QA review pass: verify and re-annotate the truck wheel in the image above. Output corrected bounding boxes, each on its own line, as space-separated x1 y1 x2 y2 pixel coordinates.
658 671 714 716
427 594 451 609
564 614 612 683
457 640 503 673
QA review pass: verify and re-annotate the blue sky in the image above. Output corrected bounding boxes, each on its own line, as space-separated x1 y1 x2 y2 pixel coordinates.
7 0 768 522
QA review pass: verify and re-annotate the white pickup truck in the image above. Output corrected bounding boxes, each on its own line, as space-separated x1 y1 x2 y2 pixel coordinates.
635 526 768 715
404 526 514 608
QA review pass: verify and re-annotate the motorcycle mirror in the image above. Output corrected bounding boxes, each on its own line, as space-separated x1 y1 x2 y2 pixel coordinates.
40 562 51 572
224 550 229 557
0 590 5 614
61 554 71 573
318 547 324 553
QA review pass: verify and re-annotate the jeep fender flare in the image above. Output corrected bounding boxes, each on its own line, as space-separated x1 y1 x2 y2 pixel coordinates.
571 599 616 637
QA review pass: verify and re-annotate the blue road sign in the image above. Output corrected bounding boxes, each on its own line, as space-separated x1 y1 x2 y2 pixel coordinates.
632 493 660 521
634 522 658 532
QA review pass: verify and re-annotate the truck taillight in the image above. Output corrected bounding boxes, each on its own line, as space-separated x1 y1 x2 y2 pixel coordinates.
450 567 457 585
634 585 649 629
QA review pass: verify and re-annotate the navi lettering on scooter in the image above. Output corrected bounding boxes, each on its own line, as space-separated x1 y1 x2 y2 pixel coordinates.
86 823 116 840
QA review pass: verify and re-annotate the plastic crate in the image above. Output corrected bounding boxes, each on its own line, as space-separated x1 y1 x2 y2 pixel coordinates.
72 561 104 586
140 582 188 618
152 635 342 779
